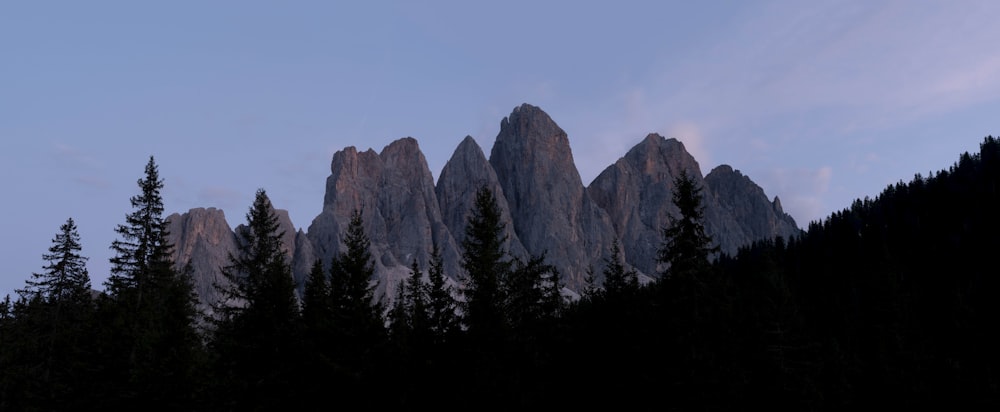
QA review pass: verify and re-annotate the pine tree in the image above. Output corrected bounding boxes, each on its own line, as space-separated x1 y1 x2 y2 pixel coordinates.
387 270 413 344
602 237 639 298
658 170 718 283
505 253 562 331
18 218 91 303
99 156 201 408
460 185 512 338
301 259 331 333
325 209 386 396
329 209 384 340
387 257 435 351
426 243 459 343
655 170 726 405
107 156 174 299
4 219 98 409
212 188 301 408
0 295 10 323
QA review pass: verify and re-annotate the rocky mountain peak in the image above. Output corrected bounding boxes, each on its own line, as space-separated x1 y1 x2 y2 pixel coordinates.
308 137 461 302
494 104 578 187
490 104 617 290
703 164 802 255
588 134 704 277
172 103 802 310
437 135 527 260
166 207 237 313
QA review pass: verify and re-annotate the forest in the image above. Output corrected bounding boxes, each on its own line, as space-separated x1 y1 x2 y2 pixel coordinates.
2 136 999 411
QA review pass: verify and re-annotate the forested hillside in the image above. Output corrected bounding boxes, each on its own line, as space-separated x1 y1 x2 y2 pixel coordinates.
2 137 998 410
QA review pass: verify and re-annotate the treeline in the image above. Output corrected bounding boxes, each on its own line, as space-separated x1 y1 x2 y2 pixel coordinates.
3 137 1000 410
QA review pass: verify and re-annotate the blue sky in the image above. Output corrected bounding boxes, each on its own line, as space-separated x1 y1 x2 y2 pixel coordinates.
3 0 1000 298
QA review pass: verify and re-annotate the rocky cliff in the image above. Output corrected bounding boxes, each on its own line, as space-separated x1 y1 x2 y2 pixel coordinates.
436 135 527 260
489 104 619 290
170 103 801 310
166 207 237 314
587 133 703 278
306 137 461 301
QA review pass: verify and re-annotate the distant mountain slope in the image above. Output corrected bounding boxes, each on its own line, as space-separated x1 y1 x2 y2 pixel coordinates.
170 104 800 309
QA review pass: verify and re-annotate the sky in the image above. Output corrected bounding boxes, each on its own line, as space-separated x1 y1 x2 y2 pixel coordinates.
3 0 1000 298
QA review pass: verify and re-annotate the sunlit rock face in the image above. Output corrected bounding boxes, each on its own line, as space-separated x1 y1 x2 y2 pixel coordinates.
588 133 704 278
167 207 238 314
589 134 802 278
175 103 801 310
489 103 618 291
306 137 461 302
436 135 527 262
703 164 801 256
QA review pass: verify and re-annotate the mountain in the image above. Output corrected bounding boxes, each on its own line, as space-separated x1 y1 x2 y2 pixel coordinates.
588 133 801 277
436 135 528 260
169 104 801 310
490 104 619 291
305 137 462 301
702 164 800 255
166 207 237 314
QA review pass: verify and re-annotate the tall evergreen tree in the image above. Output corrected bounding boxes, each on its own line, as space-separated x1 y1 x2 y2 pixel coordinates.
325 209 386 395
658 170 718 283
602 237 639 298
505 253 562 331
460 185 512 338
426 243 459 343
331 209 382 328
99 156 201 408
331 209 385 338
107 156 174 298
301 259 331 334
18 218 91 302
211 188 302 408
3 219 97 409
387 259 430 350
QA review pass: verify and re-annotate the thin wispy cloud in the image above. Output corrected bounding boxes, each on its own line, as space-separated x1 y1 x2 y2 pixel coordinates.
51 142 111 190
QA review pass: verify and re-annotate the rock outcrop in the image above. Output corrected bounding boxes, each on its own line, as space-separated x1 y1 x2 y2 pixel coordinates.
172 103 802 311
587 134 703 277
489 104 618 290
589 134 804 277
436 136 527 260
166 208 238 313
306 137 461 301
703 165 801 255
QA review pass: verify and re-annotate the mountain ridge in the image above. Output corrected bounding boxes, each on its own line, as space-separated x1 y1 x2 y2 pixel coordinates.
169 103 801 309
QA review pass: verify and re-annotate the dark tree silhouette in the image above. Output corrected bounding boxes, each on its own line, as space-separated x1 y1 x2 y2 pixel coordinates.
426 243 459 343
601 237 639 298
323 208 386 397
211 188 301 409
658 170 718 283
18 218 91 302
1 218 97 409
460 185 512 339
98 156 201 408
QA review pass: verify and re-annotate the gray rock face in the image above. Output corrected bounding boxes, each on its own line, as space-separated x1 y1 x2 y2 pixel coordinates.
174 103 802 308
436 136 527 261
587 134 703 277
166 208 237 313
489 103 618 290
589 134 803 278
703 165 802 255
169 204 314 314
307 137 461 301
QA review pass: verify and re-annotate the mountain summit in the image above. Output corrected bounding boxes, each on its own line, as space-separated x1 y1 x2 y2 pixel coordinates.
169 104 801 308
